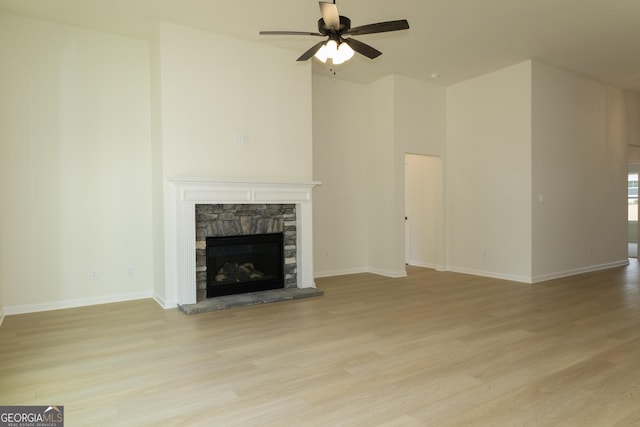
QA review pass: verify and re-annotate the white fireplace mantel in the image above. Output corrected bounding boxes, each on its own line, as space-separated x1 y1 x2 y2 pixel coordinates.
166 178 321 306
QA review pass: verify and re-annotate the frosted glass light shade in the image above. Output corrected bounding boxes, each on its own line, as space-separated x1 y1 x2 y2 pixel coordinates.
324 40 338 58
314 44 329 63
314 40 354 65
333 42 355 65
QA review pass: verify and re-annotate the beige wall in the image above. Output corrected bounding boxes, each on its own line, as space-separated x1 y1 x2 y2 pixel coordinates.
447 61 533 281
0 12 154 313
366 76 399 275
149 27 166 305
156 22 314 305
446 60 629 282
0 15 314 312
531 62 628 280
393 76 447 271
1 11 633 313
158 22 313 182
312 76 369 276
313 74 445 277
625 93 640 150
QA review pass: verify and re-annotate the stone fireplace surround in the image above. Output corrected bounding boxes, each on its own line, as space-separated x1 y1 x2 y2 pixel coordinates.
195 203 297 301
168 178 320 307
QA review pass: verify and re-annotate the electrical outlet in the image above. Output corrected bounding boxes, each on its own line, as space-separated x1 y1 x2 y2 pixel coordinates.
128 266 136 277
90 269 99 280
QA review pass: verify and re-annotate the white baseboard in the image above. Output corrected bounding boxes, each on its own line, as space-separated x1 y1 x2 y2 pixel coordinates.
447 259 631 284
531 259 630 283
3 259 627 319
447 266 533 283
315 267 407 279
368 268 408 278
3 291 153 316
314 267 369 278
153 292 177 309
407 261 438 269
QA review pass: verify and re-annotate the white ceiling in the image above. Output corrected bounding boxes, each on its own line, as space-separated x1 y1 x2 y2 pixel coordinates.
2 0 640 90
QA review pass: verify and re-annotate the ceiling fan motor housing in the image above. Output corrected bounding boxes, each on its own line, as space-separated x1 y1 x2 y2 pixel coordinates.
318 16 351 34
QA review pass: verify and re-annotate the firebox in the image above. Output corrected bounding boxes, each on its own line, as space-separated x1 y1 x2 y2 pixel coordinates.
206 233 284 297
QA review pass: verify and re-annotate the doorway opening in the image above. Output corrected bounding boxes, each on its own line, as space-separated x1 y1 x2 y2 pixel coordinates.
404 153 443 269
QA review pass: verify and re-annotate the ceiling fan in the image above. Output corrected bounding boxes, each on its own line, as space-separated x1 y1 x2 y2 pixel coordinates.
259 0 409 65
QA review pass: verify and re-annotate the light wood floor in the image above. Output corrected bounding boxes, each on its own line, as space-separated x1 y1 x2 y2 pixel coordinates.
2 263 640 426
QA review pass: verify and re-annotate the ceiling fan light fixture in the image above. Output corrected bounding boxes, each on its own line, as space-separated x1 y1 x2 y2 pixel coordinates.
314 39 338 63
325 39 339 56
314 39 354 65
314 44 330 63
334 42 354 64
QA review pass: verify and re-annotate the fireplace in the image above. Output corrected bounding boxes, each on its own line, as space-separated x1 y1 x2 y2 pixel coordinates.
195 203 297 301
167 178 320 307
206 233 284 297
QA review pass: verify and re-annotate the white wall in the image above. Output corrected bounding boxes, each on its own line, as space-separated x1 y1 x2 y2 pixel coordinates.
312 73 446 277
393 76 447 271
158 22 313 181
157 22 314 305
394 75 447 157
368 76 448 277
0 16 317 312
0 12 154 313
447 61 533 281
2 12 631 314
531 62 628 280
149 27 167 306
625 93 640 149
366 76 400 276
312 76 369 276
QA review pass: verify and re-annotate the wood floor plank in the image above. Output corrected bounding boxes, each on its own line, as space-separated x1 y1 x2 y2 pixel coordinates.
2 261 640 425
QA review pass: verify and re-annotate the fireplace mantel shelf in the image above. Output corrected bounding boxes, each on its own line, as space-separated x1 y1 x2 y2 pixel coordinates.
169 177 321 187
169 178 321 204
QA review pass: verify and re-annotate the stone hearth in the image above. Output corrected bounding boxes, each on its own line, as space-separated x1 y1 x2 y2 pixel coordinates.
178 287 324 314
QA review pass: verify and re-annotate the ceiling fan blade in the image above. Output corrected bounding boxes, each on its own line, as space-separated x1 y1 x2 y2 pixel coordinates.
260 31 324 36
297 40 328 61
344 19 409 36
319 1 340 30
343 38 382 59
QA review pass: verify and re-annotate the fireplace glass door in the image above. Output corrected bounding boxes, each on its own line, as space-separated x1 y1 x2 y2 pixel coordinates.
206 233 284 297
